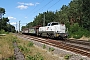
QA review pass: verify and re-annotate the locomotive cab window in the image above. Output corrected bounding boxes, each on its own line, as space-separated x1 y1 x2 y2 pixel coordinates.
51 23 59 26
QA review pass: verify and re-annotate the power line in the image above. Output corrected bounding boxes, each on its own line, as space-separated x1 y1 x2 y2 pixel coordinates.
21 0 62 27
47 0 61 10
26 0 45 17
30 0 45 12
32 0 54 14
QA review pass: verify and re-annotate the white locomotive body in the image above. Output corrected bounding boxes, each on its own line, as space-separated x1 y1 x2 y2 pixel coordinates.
39 22 68 38
22 22 68 39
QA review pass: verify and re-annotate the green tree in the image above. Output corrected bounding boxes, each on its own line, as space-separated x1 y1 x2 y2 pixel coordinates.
0 7 6 30
0 7 16 33
82 0 90 31
0 7 5 19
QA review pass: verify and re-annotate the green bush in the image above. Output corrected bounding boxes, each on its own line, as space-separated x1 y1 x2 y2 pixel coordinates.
27 41 34 47
18 45 24 51
64 54 72 60
12 37 20 43
49 47 55 52
5 56 15 60
26 52 44 60
0 29 5 34
43 44 46 49
68 23 90 39
18 45 30 53
0 29 9 34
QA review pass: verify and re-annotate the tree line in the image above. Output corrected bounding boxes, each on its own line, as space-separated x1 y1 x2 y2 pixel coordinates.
22 0 90 38
0 7 15 33
22 0 90 29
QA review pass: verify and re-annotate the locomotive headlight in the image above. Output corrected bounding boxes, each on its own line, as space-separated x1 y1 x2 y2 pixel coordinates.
56 34 59 37
56 34 58 37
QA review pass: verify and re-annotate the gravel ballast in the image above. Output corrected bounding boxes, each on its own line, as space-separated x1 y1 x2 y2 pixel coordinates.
13 42 25 60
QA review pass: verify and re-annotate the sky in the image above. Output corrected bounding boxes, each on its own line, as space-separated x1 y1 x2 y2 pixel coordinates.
0 0 71 31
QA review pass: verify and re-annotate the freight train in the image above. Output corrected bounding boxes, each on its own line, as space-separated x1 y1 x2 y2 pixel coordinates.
22 22 68 39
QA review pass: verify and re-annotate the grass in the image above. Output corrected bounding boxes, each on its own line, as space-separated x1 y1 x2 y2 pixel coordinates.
17 38 44 59
27 41 34 47
49 47 55 52
43 44 46 49
0 33 14 59
26 52 44 60
16 35 62 60
0 33 88 60
0 33 64 60
64 54 72 60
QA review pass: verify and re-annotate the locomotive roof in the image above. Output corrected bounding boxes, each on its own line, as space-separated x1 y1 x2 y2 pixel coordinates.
48 22 59 24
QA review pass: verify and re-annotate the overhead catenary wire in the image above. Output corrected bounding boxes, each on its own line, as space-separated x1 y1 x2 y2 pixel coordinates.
22 0 62 28
16 1 45 29
30 0 61 15
29 0 61 20
32 0 54 14
47 0 61 10
19 0 56 31
20 0 60 21
30 0 45 12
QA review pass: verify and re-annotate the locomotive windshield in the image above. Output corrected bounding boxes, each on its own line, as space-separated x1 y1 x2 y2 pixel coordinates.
51 23 59 26
47 22 59 26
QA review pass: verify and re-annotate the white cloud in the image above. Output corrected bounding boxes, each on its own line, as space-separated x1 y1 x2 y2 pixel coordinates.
25 3 34 6
16 5 28 9
8 16 16 20
25 17 27 18
35 2 40 6
18 2 25 5
10 22 16 25
17 2 40 9
18 2 34 6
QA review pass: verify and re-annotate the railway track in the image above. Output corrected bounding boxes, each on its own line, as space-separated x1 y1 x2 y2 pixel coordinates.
66 39 90 46
17 34 90 58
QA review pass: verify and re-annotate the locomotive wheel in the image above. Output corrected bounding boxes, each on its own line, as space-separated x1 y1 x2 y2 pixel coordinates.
47 33 54 39
40 33 42 37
